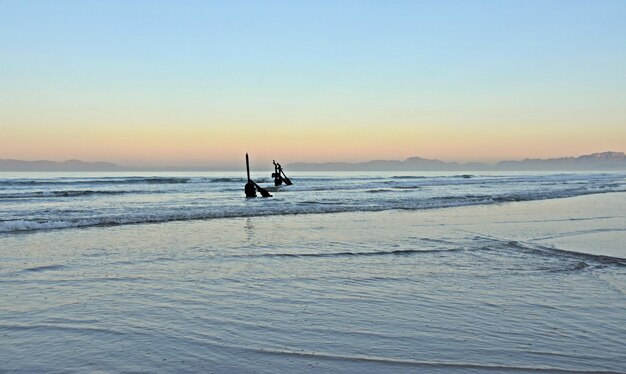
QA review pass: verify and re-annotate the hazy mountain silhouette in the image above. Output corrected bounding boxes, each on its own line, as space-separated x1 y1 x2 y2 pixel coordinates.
2 152 625 171
287 152 626 171
495 152 626 171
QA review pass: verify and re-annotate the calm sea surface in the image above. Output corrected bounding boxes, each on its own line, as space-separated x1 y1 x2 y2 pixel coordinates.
1 171 625 373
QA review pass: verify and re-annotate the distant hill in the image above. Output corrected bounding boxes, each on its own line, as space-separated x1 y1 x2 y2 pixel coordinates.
2 152 625 171
0 159 124 171
287 152 626 171
495 152 626 171
287 156 490 171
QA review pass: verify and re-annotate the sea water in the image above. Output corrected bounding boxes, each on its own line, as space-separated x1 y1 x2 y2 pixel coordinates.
1 171 625 373
1 171 625 233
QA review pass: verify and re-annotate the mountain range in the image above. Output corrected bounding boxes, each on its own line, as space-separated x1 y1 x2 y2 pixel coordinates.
286 152 626 171
1 152 625 171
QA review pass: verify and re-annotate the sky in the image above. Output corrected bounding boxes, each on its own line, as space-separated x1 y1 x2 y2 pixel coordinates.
1 0 625 167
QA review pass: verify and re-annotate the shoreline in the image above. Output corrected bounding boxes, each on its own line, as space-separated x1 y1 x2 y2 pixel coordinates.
2 191 624 260
2 189 626 237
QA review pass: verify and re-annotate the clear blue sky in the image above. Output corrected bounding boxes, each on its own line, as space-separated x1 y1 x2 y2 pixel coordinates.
1 0 625 165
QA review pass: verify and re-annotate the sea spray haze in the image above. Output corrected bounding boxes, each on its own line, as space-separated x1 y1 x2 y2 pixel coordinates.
1 171 625 373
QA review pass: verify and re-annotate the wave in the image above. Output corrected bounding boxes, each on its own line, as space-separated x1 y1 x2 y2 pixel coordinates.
365 189 392 194
0 177 276 188
544 261 589 272
0 190 139 199
0 189 624 233
229 248 462 259
206 177 244 183
528 243 626 265
478 236 626 264
1 179 624 234
365 188 417 193
2 173 620 192
248 347 618 373
0 177 190 187
23 264 66 272
390 174 474 179
0 206 366 232
286 182 426 192
390 175 426 179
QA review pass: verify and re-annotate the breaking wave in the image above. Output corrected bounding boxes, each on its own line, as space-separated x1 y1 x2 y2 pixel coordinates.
0 177 190 186
1 172 625 233
2 187 624 234
0 190 140 199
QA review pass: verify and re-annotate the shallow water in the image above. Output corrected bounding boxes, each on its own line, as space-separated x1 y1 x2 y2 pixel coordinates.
1 171 625 233
1 173 625 373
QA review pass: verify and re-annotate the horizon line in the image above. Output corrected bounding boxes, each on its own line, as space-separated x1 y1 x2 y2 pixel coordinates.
1 150 625 171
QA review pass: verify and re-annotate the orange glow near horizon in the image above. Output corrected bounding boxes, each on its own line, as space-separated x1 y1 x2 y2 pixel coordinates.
2 118 624 167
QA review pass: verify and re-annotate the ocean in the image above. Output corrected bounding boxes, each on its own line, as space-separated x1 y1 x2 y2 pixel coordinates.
1 171 625 373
